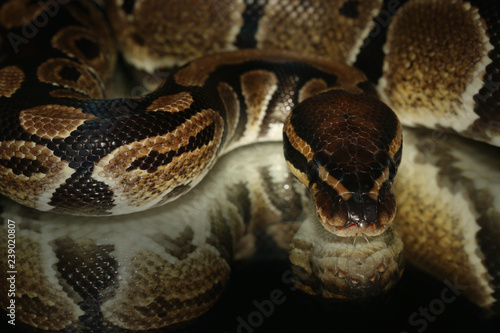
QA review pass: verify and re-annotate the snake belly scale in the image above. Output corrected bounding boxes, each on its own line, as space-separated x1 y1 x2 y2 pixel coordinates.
0 0 499 331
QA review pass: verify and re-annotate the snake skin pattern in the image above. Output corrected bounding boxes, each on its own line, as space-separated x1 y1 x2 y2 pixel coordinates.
0 0 499 332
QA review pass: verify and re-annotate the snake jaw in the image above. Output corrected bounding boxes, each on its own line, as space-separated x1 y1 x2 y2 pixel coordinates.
310 181 397 237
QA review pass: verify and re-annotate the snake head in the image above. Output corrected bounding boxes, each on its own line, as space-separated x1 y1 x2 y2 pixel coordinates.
284 89 402 237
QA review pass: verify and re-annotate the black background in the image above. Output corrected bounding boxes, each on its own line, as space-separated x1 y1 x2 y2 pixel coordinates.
2 262 500 333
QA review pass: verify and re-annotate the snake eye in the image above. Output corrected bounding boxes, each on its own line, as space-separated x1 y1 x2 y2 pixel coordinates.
389 146 402 179
306 159 318 185
307 151 330 185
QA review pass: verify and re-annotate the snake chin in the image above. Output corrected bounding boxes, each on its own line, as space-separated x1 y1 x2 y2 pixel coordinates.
289 214 404 300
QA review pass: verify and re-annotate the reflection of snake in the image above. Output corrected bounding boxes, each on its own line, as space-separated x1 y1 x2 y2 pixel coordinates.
0 0 499 331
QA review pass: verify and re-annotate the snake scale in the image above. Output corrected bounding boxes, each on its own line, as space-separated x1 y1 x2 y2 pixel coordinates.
0 0 499 332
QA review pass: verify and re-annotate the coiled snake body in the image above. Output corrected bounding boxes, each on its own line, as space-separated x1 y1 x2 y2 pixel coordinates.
0 0 499 331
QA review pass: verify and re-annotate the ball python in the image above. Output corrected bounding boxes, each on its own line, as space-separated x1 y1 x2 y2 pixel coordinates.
0 0 499 331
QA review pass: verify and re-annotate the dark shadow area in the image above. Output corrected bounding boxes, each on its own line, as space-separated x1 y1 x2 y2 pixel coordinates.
2 262 500 333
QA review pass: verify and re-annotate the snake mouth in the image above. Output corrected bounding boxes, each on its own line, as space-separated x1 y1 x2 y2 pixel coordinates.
289 217 404 300
311 182 397 237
